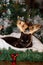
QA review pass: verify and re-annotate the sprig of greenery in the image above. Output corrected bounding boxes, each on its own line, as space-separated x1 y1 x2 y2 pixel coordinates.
0 48 43 62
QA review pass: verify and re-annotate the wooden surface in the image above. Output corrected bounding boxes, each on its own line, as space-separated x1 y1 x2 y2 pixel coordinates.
0 61 43 65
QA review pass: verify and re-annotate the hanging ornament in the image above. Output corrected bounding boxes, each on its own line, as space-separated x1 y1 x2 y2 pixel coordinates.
2 12 6 16
3 4 6 6
22 8 26 12
7 9 11 15
11 53 18 65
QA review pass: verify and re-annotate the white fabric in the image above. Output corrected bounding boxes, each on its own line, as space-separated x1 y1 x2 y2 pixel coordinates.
0 33 43 52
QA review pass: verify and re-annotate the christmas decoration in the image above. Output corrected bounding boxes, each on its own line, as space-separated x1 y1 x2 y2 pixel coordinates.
0 1 43 64
0 18 13 35
0 0 28 26
11 53 18 65
0 48 43 62
0 0 43 34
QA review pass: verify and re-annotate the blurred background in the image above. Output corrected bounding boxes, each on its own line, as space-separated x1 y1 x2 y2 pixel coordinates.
0 0 43 43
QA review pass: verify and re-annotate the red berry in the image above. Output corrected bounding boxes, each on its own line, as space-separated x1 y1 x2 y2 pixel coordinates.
11 54 14 58
16 54 18 56
13 57 16 61
12 62 16 65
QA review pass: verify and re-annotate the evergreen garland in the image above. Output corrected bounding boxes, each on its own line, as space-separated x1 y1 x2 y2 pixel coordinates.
0 48 43 62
